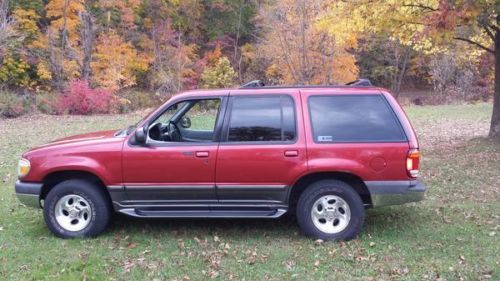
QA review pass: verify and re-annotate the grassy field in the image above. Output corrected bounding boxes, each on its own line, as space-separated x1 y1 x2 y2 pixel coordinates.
0 104 499 280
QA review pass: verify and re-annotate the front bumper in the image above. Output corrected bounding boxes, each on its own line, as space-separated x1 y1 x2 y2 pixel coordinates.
366 180 426 207
15 180 43 208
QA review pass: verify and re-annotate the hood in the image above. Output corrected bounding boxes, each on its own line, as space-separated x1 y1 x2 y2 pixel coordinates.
24 130 124 156
47 130 119 146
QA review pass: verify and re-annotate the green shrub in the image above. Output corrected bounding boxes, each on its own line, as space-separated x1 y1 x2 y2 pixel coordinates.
0 91 30 118
34 91 58 114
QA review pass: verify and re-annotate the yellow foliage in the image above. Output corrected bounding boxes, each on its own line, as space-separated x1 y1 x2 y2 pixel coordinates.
29 35 49 51
0 57 32 87
13 9 41 41
259 0 359 85
201 57 236 89
36 62 52 81
45 0 85 44
92 32 150 91
63 59 81 79
265 64 283 84
331 53 359 84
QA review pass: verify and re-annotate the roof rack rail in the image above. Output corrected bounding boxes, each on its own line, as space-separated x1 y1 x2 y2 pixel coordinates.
238 78 373 89
239 80 265 88
345 78 372 86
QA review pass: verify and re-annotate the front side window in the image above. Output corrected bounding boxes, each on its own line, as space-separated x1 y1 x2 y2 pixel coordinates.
308 95 406 142
148 99 221 143
227 96 296 142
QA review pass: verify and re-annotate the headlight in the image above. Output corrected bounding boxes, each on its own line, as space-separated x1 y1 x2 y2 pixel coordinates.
18 158 31 178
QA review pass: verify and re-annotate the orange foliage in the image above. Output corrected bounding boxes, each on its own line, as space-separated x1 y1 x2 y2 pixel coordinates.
91 32 151 91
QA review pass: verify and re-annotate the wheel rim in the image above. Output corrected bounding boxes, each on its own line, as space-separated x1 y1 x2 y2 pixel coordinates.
54 194 92 232
311 195 351 234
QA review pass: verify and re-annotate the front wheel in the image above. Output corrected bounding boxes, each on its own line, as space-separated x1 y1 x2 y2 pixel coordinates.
296 180 365 241
43 179 112 238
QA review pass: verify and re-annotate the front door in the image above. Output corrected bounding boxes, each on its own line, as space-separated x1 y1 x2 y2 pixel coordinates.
122 97 226 206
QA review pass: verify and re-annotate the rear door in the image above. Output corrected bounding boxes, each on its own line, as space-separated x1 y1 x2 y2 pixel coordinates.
215 90 307 206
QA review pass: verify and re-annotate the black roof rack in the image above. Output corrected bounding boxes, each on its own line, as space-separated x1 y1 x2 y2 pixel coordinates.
238 79 373 89
345 78 373 86
239 80 266 88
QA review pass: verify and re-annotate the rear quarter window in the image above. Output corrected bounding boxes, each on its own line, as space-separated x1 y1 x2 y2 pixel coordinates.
308 95 406 143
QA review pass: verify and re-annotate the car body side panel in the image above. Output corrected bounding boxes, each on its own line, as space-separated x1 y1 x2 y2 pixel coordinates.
298 90 411 182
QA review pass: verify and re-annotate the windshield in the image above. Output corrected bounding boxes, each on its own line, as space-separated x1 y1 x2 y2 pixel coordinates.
115 108 159 136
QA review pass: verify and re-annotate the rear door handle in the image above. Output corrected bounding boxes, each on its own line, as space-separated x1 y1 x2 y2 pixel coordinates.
195 151 209 158
284 150 299 157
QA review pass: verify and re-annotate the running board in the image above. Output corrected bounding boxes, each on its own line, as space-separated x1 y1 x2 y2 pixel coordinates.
118 208 288 218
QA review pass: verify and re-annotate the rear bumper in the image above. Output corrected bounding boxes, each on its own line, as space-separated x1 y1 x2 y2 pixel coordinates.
15 180 43 208
365 180 426 207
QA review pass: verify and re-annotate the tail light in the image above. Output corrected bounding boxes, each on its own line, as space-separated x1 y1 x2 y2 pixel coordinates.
406 149 420 178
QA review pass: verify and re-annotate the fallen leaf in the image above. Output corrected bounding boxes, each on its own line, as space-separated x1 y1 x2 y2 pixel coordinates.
127 242 137 249
208 270 219 279
356 256 369 261
314 239 324 246
284 260 295 271
123 260 135 272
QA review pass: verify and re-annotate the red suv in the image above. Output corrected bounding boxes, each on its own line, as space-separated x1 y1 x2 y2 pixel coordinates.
15 81 426 240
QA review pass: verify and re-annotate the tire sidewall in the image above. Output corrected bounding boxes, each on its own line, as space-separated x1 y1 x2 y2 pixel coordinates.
297 180 365 241
44 180 109 238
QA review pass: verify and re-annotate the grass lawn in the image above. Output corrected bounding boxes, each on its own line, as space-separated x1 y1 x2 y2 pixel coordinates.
0 104 499 280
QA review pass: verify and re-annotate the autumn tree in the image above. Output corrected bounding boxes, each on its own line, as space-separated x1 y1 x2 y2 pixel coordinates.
258 0 358 85
91 32 149 91
201 56 237 88
426 1 499 139
321 0 499 139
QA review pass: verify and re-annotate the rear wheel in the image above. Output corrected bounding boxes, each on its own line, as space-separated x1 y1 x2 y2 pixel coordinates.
296 180 364 241
43 179 112 238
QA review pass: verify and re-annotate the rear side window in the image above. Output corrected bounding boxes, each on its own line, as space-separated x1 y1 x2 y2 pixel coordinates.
227 96 296 142
308 95 406 142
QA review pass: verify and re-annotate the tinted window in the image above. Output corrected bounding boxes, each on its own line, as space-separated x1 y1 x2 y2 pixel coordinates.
308 95 405 142
228 96 296 142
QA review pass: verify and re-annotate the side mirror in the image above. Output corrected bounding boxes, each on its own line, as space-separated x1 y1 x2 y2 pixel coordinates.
135 127 146 144
180 116 191 128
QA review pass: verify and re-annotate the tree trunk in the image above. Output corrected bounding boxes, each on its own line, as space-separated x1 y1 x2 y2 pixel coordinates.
79 11 93 81
394 46 411 99
490 31 500 139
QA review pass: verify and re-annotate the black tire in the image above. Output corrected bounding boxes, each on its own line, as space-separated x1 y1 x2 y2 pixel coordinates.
43 179 112 238
296 180 365 241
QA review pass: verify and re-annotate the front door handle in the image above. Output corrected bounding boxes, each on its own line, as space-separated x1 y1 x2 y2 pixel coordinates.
284 150 299 157
195 151 209 158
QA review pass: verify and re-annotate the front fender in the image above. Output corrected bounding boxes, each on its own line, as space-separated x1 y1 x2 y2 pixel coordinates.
23 153 122 185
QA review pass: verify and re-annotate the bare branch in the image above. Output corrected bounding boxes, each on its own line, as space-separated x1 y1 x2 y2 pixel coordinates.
454 37 495 53
0 0 21 55
403 4 437 11
482 24 496 41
